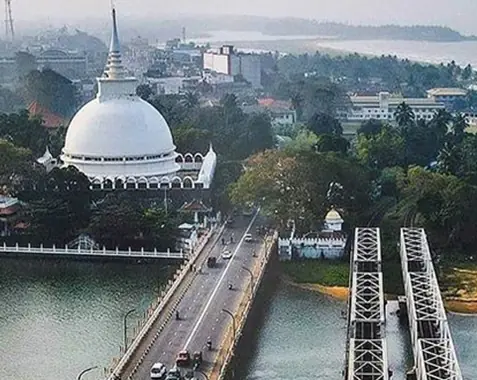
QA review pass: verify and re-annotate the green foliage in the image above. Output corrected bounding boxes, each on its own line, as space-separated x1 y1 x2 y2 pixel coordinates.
20 69 78 117
0 139 40 195
281 259 349 286
307 112 343 135
136 84 153 100
357 125 405 169
229 149 372 230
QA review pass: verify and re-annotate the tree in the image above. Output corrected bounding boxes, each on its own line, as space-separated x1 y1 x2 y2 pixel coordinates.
229 149 371 229
136 84 153 100
450 113 468 144
307 112 343 136
20 68 78 117
357 126 405 169
24 166 92 243
141 207 178 250
88 195 143 249
357 119 383 137
315 134 350 154
394 102 415 128
181 91 200 109
0 139 39 195
0 110 49 156
15 51 37 78
172 124 210 153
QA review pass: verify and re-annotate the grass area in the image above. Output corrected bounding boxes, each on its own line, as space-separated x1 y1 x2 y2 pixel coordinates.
280 259 350 287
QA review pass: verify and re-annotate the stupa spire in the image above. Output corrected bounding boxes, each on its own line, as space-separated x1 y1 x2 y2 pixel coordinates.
103 6 126 79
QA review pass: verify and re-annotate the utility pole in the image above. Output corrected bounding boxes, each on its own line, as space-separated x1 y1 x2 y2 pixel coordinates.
4 0 14 41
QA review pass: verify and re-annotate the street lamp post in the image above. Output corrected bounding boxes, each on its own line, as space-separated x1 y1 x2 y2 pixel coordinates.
241 266 254 298
76 366 98 380
221 308 236 344
123 308 136 351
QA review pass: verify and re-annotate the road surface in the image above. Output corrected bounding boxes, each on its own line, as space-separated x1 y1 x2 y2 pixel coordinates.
124 213 264 380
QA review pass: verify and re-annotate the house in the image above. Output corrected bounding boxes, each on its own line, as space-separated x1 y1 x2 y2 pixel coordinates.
427 87 467 108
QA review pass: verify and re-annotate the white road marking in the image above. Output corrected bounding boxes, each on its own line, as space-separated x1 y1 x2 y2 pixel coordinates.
182 210 259 350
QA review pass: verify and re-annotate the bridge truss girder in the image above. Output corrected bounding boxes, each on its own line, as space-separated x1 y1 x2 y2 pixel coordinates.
347 228 389 380
400 228 463 380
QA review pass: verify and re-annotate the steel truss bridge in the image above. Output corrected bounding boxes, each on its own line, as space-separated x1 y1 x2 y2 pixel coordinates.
345 227 389 380
400 228 463 380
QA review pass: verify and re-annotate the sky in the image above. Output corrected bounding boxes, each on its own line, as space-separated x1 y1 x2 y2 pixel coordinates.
12 0 477 34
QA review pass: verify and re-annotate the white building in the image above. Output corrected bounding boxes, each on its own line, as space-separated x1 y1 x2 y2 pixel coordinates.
278 209 347 261
427 87 467 106
56 9 216 191
203 45 261 89
342 92 445 123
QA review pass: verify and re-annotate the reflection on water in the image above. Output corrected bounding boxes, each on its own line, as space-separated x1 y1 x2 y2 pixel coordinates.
0 258 171 380
244 282 477 380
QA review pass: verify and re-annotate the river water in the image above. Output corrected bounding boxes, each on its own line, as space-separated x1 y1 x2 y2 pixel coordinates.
0 257 475 380
0 258 171 380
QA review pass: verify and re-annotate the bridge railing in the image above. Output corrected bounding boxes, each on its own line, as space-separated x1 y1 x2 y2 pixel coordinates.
400 228 462 380
0 242 185 259
346 227 389 380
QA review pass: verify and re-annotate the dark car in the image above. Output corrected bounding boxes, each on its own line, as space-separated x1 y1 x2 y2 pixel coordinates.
207 256 216 268
176 350 191 367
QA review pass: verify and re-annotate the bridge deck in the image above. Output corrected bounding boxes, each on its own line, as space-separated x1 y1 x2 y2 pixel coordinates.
400 228 462 380
111 213 263 380
347 227 389 380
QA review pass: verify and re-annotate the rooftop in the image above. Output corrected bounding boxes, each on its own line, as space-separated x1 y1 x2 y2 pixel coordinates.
427 87 467 97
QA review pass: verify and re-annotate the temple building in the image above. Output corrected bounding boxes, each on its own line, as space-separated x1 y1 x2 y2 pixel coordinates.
45 9 216 192
278 208 347 260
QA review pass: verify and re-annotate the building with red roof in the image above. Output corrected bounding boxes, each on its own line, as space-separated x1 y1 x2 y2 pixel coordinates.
27 101 66 129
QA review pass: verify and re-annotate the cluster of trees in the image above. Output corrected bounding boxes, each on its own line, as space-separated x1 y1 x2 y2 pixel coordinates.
0 141 180 249
230 103 477 260
268 52 474 101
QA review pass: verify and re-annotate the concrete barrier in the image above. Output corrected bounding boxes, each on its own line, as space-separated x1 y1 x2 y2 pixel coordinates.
106 223 226 380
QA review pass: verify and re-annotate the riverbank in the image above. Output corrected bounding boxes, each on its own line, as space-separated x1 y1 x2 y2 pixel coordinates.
281 260 477 314
280 260 350 301
442 266 477 314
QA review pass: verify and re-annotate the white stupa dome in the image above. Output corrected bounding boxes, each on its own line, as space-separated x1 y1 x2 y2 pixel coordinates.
61 8 179 180
63 97 175 158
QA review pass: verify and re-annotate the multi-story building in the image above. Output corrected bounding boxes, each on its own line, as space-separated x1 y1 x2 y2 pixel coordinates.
203 45 262 89
341 92 445 122
427 87 467 109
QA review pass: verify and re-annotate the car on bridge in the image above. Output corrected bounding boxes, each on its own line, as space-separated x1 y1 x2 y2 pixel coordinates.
192 351 203 369
165 367 182 380
150 362 167 379
221 250 232 260
207 256 216 268
176 350 191 367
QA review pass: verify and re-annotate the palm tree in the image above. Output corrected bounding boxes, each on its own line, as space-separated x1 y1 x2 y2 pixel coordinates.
394 102 415 128
451 114 468 144
181 91 199 109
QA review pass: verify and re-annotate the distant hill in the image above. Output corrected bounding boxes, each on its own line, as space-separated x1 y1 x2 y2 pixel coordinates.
261 19 477 42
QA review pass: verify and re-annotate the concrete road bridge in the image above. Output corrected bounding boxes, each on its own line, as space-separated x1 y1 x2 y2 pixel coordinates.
105 211 274 380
